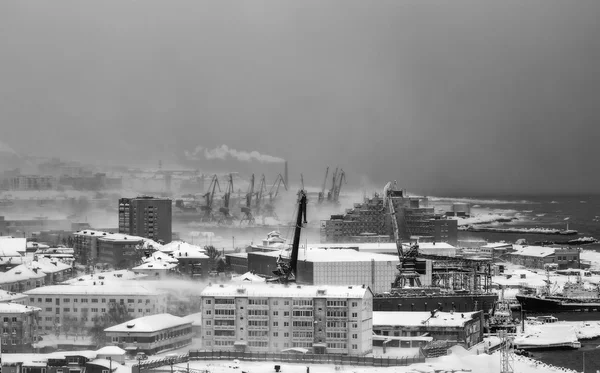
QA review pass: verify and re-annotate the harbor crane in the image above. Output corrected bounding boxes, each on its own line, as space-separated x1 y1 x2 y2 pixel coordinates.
218 173 235 225
318 167 329 204
269 189 308 283
200 174 221 222
332 168 346 204
240 174 255 225
254 174 268 216
327 167 338 202
384 181 421 291
264 174 287 219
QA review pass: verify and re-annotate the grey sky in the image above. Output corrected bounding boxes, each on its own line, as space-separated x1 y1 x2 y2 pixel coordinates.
1 0 599 195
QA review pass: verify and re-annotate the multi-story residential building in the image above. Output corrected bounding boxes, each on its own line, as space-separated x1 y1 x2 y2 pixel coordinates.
0 302 41 353
119 197 172 244
30 257 73 284
200 283 373 355
24 283 167 333
372 310 484 349
7 175 55 191
320 189 458 245
73 230 107 265
97 233 145 269
105 313 193 354
0 289 28 304
0 264 45 293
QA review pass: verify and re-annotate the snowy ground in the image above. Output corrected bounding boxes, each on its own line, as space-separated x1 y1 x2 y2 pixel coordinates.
159 346 578 373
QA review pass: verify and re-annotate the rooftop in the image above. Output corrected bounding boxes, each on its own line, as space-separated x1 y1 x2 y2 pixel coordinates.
104 313 191 333
24 282 164 296
0 302 40 313
132 261 178 270
373 311 480 328
510 245 556 258
201 283 371 299
0 237 26 256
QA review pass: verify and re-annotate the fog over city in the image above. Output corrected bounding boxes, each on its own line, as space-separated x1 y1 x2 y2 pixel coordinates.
2 0 600 196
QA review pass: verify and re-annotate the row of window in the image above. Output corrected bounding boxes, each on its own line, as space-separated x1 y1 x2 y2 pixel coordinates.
35 298 150 304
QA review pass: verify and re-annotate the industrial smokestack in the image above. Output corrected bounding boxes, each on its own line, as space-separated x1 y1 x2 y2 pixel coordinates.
284 161 289 188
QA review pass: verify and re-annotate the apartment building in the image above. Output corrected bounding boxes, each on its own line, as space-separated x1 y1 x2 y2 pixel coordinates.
0 302 41 353
118 197 172 244
24 283 167 333
0 265 45 293
200 283 373 355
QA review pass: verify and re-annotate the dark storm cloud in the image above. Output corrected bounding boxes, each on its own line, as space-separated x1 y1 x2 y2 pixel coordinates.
1 0 599 195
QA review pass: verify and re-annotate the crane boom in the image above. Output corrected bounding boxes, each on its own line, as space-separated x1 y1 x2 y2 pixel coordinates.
318 167 329 204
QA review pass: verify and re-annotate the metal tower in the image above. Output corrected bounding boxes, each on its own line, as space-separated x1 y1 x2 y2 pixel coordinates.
499 330 514 373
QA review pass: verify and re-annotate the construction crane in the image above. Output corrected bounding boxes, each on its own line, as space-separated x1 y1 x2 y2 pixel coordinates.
218 173 235 225
327 167 338 202
254 174 268 216
318 167 329 204
200 174 221 222
384 181 421 292
240 174 255 225
269 189 308 283
264 174 287 219
332 168 346 204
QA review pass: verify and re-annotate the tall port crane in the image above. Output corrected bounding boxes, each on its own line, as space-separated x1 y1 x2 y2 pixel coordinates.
384 181 421 291
254 174 268 216
218 173 235 225
240 174 255 225
200 174 221 222
318 167 329 204
332 168 346 204
269 189 308 283
264 174 287 219
327 167 338 202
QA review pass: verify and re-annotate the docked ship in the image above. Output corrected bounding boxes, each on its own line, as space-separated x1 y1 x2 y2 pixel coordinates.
516 276 600 312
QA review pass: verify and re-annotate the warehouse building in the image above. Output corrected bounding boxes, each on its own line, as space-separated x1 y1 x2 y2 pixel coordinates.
201 283 373 355
246 248 432 293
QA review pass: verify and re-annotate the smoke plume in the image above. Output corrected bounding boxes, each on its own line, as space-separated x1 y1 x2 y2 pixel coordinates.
185 145 284 163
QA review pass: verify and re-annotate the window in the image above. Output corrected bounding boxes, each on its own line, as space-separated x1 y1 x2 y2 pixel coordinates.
352 334 358 339
351 312 358 318
352 302 358 307
284 322 289 327
284 311 290 317
63 299 70 303
273 322 278 327
205 320 212 326
273 311 278 316
91 308 99 312
352 344 358 350
273 332 278 337
63 308 70 312
206 310 212 316
91 299 98 303
206 299 212 305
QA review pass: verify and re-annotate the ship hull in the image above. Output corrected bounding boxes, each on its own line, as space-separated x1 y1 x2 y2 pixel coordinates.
516 294 600 312
373 293 497 313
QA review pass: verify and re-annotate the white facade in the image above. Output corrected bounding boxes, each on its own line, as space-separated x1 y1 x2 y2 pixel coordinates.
200 283 373 355
24 283 167 332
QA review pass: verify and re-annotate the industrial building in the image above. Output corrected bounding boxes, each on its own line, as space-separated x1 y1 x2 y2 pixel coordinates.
118 196 172 244
372 310 484 349
105 313 193 354
24 283 168 333
507 245 581 269
320 190 457 245
244 248 432 293
200 283 373 355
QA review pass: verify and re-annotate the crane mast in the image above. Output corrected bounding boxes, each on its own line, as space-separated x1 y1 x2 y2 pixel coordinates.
201 174 221 222
240 174 256 225
219 173 235 225
270 189 307 283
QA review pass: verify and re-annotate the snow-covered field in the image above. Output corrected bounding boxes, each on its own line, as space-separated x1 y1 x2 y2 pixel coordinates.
163 346 576 373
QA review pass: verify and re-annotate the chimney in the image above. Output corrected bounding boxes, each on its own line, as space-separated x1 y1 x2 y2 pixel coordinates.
284 160 288 188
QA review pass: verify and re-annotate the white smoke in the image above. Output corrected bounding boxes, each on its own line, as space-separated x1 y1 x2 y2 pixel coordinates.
185 144 284 163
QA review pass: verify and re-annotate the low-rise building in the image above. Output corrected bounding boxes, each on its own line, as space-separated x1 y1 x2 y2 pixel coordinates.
507 245 581 269
373 310 484 349
97 233 145 269
0 264 46 293
30 257 74 284
24 283 167 333
201 283 373 355
0 302 41 352
105 313 193 354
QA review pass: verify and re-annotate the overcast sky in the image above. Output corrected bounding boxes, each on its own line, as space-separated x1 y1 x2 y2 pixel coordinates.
1 0 599 196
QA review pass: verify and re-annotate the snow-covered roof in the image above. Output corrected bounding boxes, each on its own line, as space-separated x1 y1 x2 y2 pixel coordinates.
0 289 28 302
104 313 191 333
74 230 111 237
250 248 399 263
0 302 40 313
160 241 205 254
481 242 512 249
231 272 266 283
62 269 143 284
0 237 26 256
510 245 555 258
0 264 46 284
95 346 127 356
415 242 456 250
132 261 178 270
142 251 179 263
201 283 371 299
98 233 145 243
373 311 480 328
30 257 71 274
170 247 209 260
27 242 50 250
24 283 164 296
